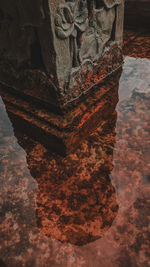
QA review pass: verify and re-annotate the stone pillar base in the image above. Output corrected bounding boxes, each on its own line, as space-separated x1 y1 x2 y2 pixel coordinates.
0 70 121 155
0 0 124 109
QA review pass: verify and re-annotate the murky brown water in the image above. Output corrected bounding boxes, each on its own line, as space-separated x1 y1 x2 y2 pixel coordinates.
0 30 150 267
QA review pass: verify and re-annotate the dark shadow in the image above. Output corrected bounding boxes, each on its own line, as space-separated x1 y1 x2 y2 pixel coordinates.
0 259 7 267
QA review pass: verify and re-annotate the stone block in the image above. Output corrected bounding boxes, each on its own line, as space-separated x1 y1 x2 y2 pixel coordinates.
0 69 121 155
0 0 124 110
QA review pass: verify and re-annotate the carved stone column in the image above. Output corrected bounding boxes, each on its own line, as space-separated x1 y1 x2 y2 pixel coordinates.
0 1 124 153
0 0 124 109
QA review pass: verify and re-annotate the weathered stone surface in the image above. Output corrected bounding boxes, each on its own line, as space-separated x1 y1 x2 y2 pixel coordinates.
0 68 121 155
0 0 124 109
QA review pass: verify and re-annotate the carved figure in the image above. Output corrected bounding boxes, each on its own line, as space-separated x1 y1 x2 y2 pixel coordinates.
80 0 121 63
0 0 124 106
55 0 121 68
55 0 88 67
100 0 121 9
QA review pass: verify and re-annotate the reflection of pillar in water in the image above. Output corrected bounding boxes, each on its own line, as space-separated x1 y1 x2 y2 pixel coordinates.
35 159 118 246
2 68 121 245
33 106 118 245
7 113 118 245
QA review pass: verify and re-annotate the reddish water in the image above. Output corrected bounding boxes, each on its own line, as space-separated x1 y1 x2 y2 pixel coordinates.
0 30 150 267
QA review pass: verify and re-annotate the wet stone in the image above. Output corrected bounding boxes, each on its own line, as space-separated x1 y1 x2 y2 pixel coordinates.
0 1 124 155
0 0 124 108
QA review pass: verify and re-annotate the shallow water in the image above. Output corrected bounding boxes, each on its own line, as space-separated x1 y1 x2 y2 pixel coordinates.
0 33 150 267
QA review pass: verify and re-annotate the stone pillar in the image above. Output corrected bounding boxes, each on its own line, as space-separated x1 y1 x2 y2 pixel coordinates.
0 0 124 110
0 1 124 153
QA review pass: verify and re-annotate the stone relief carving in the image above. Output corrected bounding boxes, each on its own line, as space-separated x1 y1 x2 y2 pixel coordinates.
100 0 121 9
55 0 89 67
55 0 121 70
0 0 124 106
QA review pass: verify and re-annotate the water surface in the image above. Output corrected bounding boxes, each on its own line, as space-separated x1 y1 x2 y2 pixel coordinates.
0 34 150 267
